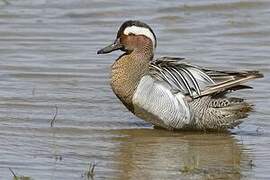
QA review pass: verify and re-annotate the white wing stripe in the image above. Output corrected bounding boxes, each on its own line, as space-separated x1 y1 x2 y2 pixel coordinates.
170 67 192 95
180 67 201 95
162 67 185 91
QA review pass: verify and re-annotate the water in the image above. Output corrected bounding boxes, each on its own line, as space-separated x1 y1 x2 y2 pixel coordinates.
0 0 269 179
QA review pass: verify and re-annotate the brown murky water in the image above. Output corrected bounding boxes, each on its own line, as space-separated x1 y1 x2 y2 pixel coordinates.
0 0 269 179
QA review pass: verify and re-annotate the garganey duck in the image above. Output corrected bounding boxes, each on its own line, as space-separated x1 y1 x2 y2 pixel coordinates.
97 20 263 131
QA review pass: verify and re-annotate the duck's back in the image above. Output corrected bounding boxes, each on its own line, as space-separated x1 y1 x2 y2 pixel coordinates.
131 57 262 130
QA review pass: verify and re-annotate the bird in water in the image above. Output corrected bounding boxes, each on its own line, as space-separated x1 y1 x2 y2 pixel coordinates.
97 20 263 131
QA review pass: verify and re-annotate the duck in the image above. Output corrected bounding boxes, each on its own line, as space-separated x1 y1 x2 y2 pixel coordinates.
97 20 263 131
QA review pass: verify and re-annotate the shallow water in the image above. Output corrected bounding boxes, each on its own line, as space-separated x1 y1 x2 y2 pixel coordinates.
0 0 269 179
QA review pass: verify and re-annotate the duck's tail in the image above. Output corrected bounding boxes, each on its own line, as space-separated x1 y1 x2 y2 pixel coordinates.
200 70 263 97
191 96 253 130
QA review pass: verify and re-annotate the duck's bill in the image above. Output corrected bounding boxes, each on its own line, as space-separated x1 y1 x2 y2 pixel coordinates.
97 39 123 54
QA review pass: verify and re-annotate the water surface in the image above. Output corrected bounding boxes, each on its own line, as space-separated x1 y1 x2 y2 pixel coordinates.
0 0 269 179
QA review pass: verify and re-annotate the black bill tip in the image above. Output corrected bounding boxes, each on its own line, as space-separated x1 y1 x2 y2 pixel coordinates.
97 49 105 54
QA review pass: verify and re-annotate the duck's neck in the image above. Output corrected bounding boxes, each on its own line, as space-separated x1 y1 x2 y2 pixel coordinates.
111 48 153 111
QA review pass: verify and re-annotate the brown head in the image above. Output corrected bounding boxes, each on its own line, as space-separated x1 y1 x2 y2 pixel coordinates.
97 20 157 55
97 21 157 111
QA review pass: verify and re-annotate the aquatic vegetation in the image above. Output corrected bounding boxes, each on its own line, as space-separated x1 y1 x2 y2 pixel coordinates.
50 105 58 127
9 168 33 180
81 162 97 180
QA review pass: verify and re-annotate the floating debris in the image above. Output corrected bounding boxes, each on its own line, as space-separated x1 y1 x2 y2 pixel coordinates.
54 154 63 161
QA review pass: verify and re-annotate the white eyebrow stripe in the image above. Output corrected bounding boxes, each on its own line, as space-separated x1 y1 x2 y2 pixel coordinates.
123 26 156 48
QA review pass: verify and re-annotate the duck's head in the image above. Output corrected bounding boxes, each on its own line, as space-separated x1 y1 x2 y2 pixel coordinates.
97 20 157 54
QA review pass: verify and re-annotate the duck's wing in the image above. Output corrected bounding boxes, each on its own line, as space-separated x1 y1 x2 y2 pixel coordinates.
150 57 215 98
150 57 263 99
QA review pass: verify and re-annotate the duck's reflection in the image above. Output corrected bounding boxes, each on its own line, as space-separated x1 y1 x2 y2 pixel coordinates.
111 129 249 180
